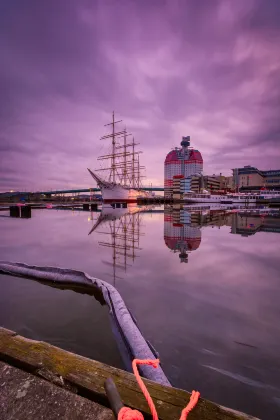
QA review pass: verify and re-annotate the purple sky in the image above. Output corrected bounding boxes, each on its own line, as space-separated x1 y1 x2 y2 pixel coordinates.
1 0 280 192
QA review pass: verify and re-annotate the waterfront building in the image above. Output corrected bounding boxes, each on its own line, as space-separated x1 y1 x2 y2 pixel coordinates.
232 166 280 191
200 174 234 192
202 175 220 191
219 175 234 191
164 136 203 199
173 174 234 194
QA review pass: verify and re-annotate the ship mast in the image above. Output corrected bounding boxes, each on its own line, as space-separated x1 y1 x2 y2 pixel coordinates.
124 129 127 185
97 112 144 187
136 154 145 189
112 111 116 183
132 138 135 188
100 111 126 183
114 134 142 187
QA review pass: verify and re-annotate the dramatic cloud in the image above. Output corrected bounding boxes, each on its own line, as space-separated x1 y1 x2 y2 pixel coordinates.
0 0 279 191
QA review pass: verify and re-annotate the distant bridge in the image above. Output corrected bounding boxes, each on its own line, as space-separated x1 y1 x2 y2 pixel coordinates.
38 186 164 195
1 186 164 197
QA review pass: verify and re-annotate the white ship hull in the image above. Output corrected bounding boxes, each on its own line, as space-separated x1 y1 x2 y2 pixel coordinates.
88 168 151 203
183 194 257 204
102 184 151 203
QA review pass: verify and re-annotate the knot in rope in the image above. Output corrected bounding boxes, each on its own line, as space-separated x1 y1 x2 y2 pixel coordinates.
118 407 144 420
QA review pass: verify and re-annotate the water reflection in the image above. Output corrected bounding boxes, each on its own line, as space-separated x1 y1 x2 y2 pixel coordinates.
88 204 148 285
230 209 280 236
1 203 280 418
164 205 280 263
88 204 280 270
164 208 201 263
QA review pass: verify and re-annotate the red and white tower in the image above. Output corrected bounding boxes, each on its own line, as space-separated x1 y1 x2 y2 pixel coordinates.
164 136 203 198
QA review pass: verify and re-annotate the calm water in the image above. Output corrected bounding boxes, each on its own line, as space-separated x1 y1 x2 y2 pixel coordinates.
1 206 280 419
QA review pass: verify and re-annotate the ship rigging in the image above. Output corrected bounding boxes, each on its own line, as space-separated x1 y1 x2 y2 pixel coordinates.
88 112 151 202
97 111 145 187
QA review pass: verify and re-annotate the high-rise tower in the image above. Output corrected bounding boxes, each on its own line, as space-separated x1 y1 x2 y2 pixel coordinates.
164 136 203 198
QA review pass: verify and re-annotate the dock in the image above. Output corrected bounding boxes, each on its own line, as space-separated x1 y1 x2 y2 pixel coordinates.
1 195 279 210
0 327 258 419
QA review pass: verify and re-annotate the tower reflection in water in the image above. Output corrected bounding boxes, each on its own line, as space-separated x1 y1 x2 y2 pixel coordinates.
88 204 147 285
164 208 202 263
164 205 280 263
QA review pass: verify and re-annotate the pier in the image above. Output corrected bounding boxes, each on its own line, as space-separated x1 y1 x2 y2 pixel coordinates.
0 327 257 420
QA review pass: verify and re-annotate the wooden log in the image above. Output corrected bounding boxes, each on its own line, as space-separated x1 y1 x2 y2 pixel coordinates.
0 327 258 420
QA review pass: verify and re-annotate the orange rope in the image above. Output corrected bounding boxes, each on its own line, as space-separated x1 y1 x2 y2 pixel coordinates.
179 390 200 420
118 407 144 419
132 359 160 420
117 359 200 420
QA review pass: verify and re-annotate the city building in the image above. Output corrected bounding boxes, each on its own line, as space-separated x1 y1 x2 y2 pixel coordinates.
264 170 280 189
203 175 221 191
183 174 234 193
164 136 203 199
189 176 203 193
202 174 234 192
216 175 234 191
232 166 280 191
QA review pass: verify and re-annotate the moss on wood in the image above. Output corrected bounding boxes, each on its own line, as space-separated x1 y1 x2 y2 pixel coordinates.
0 327 258 420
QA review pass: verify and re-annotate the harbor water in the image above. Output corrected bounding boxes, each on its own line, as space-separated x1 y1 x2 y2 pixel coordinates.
1 205 280 419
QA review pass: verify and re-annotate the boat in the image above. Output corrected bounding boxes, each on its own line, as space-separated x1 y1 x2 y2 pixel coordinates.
88 112 152 203
183 190 280 204
184 192 255 203
87 169 150 203
255 189 280 199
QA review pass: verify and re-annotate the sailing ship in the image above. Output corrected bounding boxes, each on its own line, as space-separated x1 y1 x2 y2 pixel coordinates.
88 112 152 203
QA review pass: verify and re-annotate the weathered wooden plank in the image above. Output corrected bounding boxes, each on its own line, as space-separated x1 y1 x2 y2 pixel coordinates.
0 327 258 420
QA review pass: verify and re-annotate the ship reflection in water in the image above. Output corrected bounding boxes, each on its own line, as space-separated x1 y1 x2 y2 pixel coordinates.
88 204 149 284
164 204 280 263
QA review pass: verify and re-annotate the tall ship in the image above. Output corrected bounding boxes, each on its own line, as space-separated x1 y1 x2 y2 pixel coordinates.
88 112 151 203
